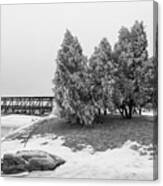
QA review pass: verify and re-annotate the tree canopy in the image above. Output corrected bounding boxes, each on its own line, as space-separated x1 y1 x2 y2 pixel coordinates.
89 38 114 115
53 30 95 126
112 21 149 118
53 21 156 125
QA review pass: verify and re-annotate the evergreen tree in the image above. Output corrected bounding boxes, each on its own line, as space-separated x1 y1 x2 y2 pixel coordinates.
141 57 157 111
89 38 114 116
113 21 149 118
53 30 95 126
130 21 148 114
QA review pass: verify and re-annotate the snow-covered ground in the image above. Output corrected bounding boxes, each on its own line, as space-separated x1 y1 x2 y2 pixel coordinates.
1 135 154 180
1 114 155 180
142 110 154 116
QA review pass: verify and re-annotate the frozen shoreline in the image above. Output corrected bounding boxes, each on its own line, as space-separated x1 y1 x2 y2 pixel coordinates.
1 135 154 180
1 115 41 138
1 114 40 128
1 114 155 180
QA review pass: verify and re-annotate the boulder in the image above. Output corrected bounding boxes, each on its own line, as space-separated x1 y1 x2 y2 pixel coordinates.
1 150 65 174
2 153 29 174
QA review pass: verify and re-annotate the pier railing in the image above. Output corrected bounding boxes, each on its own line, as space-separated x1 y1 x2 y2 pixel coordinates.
1 96 54 115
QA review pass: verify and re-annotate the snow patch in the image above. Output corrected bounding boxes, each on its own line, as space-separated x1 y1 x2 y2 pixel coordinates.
1 135 154 180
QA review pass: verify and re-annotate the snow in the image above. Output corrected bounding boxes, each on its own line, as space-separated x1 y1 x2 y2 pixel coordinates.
142 111 154 116
1 114 40 138
1 114 40 128
1 135 154 180
1 114 154 180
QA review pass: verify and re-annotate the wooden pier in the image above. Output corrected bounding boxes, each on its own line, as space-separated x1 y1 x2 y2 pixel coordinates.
1 96 54 115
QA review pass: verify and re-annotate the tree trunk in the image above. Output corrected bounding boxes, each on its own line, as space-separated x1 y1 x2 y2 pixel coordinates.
133 107 137 115
98 108 101 115
122 105 132 119
124 107 129 118
118 107 124 118
139 108 142 115
104 109 107 115
128 105 132 119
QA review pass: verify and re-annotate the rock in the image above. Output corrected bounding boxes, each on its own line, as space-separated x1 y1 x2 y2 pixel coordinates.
139 150 147 156
149 152 154 156
130 144 140 151
28 157 56 171
2 154 29 174
147 147 154 151
1 150 65 174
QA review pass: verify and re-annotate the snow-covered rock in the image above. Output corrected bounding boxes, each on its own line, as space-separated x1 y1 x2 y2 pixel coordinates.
1 150 65 174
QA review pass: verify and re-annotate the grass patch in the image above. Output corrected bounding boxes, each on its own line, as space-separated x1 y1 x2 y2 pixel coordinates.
4 115 157 152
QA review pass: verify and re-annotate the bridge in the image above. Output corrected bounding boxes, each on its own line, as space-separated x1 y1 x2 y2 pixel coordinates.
1 96 54 116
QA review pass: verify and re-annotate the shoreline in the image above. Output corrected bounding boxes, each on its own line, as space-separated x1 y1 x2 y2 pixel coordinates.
1 114 156 180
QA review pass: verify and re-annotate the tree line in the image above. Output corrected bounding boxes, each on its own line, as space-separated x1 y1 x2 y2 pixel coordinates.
53 21 157 126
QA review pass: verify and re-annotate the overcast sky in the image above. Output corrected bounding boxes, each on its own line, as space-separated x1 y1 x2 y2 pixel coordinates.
0 1 154 96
